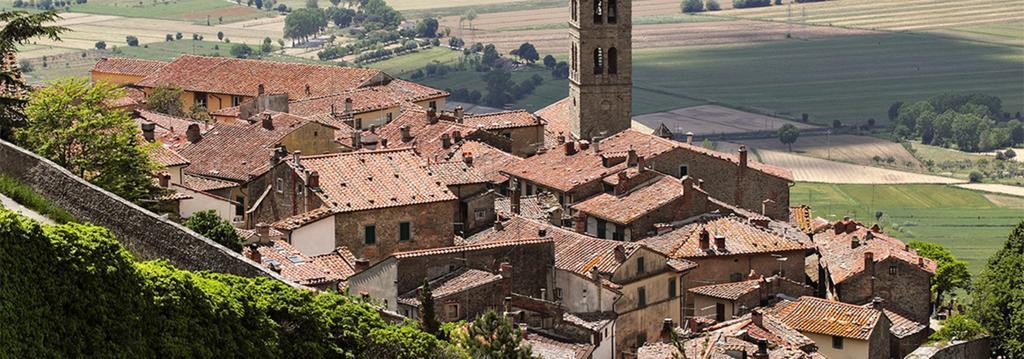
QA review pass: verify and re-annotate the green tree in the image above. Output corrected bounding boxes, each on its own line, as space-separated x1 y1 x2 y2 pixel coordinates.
0 10 66 138
682 0 704 12
482 68 512 107
1008 119 1023 145
930 315 985 342
261 37 273 53
706 0 721 10
183 210 244 251
482 43 500 66
284 8 326 43
514 42 539 63
464 311 532 358
217 30 224 40
951 112 988 152
15 79 155 202
972 221 1024 357
897 101 935 134
542 54 556 69
145 86 185 117
416 18 439 38
305 0 318 8
907 241 971 307
778 123 800 152
417 278 440 336
94 40 106 49
329 0 341 6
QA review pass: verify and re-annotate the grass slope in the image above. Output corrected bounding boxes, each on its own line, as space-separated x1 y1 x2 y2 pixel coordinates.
792 183 1022 272
632 33 1024 123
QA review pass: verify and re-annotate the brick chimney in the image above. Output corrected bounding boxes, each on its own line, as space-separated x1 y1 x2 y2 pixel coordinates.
307 170 320 188
499 262 513 297
453 130 463 143
614 172 629 195
141 122 156 142
344 97 353 114
738 145 748 168
351 130 362 149
247 243 262 263
510 187 521 215
627 147 638 167
659 318 674 343
441 133 451 149
186 124 202 143
354 258 370 273
427 108 438 124
462 152 474 166
751 309 764 329
578 140 590 151
256 222 272 244
158 172 170 188
494 219 504 231
637 156 646 172
851 237 861 249
864 252 875 273
454 106 464 123
257 83 265 95
613 244 626 262
686 132 694 145
563 141 577 156
574 212 587 233
699 229 711 250
714 234 726 251
262 113 274 130
399 125 412 142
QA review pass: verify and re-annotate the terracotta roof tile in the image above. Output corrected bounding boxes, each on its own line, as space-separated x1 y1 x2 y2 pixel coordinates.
816 224 937 284
396 268 502 306
462 109 542 130
425 160 489 186
299 148 457 214
375 105 479 160
136 55 381 99
177 112 313 182
572 175 686 224
689 278 764 300
181 174 237 192
495 193 562 221
149 143 190 167
882 308 927 339
288 79 446 117
535 97 573 143
134 109 215 149
243 240 347 286
562 311 616 332
91 57 168 77
272 207 335 231
640 216 813 259
392 238 554 259
109 87 147 108
770 296 882 340
449 140 521 184
523 332 595 359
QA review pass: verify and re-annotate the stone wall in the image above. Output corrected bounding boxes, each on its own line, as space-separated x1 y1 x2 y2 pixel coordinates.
0 140 292 283
838 256 933 323
681 249 808 316
394 241 555 297
337 200 457 264
906 338 991 359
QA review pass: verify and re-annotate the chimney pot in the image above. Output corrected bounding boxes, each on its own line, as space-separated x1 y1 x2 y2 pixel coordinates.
578 140 590 151
257 83 265 95
627 147 638 167
158 172 170 188
918 257 925 267
441 133 452 149
307 171 320 188
686 132 694 145
754 339 769 359
427 108 438 124
564 141 577 156
462 152 474 166
574 212 586 233
454 106 464 123
751 309 764 328
493 219 504 231
557 134 566 145
354 258 370 272
262 113 274 130
141 122 156 142
453 130 463 143
660 318 674 342
637 156 646 172
540 288 547 300
247 243 262 263
592 136 602 153
739 145 748 168
699 229 711 250
186 124 202 143
344 97 353 114
400 125 413 142
537 227 546 237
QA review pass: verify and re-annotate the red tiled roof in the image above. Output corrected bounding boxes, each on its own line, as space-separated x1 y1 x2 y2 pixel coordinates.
705 311 816 350
688 278 764 300
376 105 479 161
535 97 573 143
881 308 926 339
393 238 554 259
243 240 348 286
640 216 812 259
288 79 446 117
523 332 595 359
299 148 457 214
572 175 686 225
449 140 521 184
396 268 502 306
770 296 882 340
177 112 314 182
91 57 168 77
311 247 360 282
816 224 937 285
149 143 190 167
562 312 615 332
495 193 561 221
272 206 335 231
135 55 382 99
109 87 147 108
181 174 237 192
462 109 542 130
790 205 813 233
134 109 215 149
425 160 489 186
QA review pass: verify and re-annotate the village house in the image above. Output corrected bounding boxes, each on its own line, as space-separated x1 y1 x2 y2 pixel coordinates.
425 160 495 235
769 296 893 359
571 172 711 241
448 140 523 191
638 307 821 359
173 111 340 221
639 215 814 321
242 238 357 292
496 192 564 226
345 239 556 317
467 216 697 357
687 275 813 323
90 57 168 87
815 219 936 324
248 148 458 263
882 308 930 358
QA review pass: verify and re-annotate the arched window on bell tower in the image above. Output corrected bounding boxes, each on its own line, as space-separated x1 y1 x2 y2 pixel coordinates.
571 42 578 74
607 0 617 23
594 48 604 74
608 47 617 74
571 0 578 22
593 0 603 24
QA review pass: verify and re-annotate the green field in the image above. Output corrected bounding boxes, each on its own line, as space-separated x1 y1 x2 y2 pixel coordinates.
631 33 1024 123
366 47 464 76
10 0 269 22
792 183 1024 272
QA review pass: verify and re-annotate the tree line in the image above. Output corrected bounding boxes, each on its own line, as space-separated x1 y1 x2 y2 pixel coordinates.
890 93 1023 152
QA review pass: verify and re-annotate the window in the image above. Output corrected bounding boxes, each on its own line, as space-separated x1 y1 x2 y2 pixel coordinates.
275 178 284 193
593 48 604 74
607 47 617 74
730 273 743 282
607 0 617 23
231 95 242 107
364 225 377 245
637 287 646 307
679 165 689 177
571 43 578 74
570 0 578 21
526 183 534 195
715 303 726 322
637 256 645 274
386 112 393 122
399 222 412 242
668 278 677 298
234 196 245 216
593 0 603 23
596 217 607 238
354 118 363 129
194 92 208 107
612 224 625 241
429 101 437 110
475 209 486 220
554 287 563 300
889 265 898 276
446 303 460 319
832 336 844 349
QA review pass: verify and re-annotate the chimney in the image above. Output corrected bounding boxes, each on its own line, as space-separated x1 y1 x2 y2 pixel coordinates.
563 141 577 156
262 113 274 130
330 103 336 117
686 132 694 145
141 122 156 142
292 150 301 167
537 227 547 237
870 297 885 309
627 147 638 167
453 130 463 143
427 108 438 124
186 124 202 143
738 145 748 168
699 229 711 250
257 83 265 95
697 178 704 188
269 147 283 168
307 170 320 188
851 238 860 249
753 339 769 359
256 222 272 244
158 172 170 188
592 136 602 153
380 138 388 148
655 223 673 235
344 97 353 114
354 258 370 273
454 106 464 123
918 257 925 267
304 84 311 96
557 134 566 145
510 187 521 215
864 252 875 272
613 244 626 262
493 219 504 231
351 130 362 149
637 156 646 172
614 172 629 195
574 212 586 233
441 133 451 149
751 309 764 329
714 234 726 251
659 318 674 343
540 288 547 300
247 243 262 263
578 140 590 151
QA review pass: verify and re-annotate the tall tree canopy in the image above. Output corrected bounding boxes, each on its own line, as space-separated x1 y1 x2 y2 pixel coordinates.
778 124 800 152
183 210 244 252
0 10 66 138
972 221 1024 357
284 8 326 42
907 240 971 307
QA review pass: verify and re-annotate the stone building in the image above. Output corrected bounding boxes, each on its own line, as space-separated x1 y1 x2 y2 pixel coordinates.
425 160 495 235
687 275 813 323
467 216 697 357
396 267 508 322
769 296 893 359
639 215 813 320
242 239 356 292
571 173 710 241
815 220 936 324
566 0 633 140
249 148 457 263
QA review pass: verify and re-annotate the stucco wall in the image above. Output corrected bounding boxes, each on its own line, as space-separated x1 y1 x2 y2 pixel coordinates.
176 186 235 221
806 332 871 359
290 215 336 256
0 139 292 282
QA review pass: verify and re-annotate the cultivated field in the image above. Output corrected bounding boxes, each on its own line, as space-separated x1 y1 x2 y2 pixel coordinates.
930 21 1024 47
633 105 817 137
710 0 1022 33
738 134 922 169
956 184 1024 198
10 0 272 22
793 183 1023 272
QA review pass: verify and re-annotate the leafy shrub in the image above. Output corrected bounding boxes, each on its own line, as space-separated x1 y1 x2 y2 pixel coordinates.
125 35 139 47
733 0 771 8
682 0 704 12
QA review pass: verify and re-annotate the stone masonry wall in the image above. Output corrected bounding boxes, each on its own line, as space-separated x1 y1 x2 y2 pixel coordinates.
394 241 555 296
838 256 933 323
336 200 457 264
0 140 293 282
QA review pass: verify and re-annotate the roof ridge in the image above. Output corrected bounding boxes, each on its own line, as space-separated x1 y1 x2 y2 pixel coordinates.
394 238 554 258
301 147 416 160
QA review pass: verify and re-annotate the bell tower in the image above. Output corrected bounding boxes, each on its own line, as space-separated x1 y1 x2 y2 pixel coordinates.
568 0 632 140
